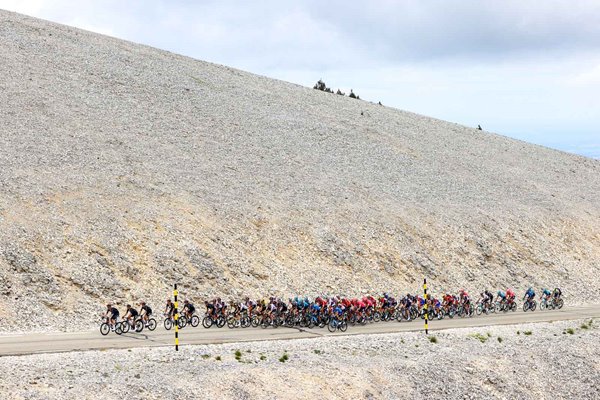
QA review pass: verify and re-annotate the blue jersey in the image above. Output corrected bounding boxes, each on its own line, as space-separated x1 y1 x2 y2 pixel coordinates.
498 291 506 299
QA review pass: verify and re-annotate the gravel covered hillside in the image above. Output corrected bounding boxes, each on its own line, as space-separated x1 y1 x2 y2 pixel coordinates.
0 10 599 331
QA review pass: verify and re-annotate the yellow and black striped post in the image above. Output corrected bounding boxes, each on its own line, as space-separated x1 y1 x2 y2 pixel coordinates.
423 278 428 334
174 283 179 351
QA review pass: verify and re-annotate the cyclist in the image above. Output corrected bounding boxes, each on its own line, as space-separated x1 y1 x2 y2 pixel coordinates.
164 299 176 320
105 303 120 330
552 287 563 306
496 290 507 304
484 290 494 305
123 304 138 328
182 299 195 320
478 291 488 308
541 288 552 302
277 299 288 315
245 297 257 314
205 300 216 319
459 289 471 314
523 287 536 309
139 301 152 327
506 288 516 305
333 302 345 320
553 287 562 300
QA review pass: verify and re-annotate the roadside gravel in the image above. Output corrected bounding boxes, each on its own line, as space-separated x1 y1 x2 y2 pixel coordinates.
0 318 598 399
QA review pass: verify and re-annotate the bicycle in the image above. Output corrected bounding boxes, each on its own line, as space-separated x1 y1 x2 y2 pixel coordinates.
99 316 122 336
119 317 143 334
327 316 348 332
523 298 537 312
179 312 201 328
134 316 157 332
552 297 564 309
202 313 224 329
163 313 185 330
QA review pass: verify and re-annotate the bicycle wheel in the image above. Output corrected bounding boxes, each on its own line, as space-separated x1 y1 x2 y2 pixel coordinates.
373 312 381 322
178 315 188 328
216 316 226 328
227 315 237 329
191 315 200 327
121 321 130 334
241 316 251 328
164 319 173 330
531 301 537 311
339 320 347 332
284 315 294 328
135 320 144 333
100 323 110 336
147 318 157 331
557 298 564 309
202 316 212 329
115 323 123 335
327 320 337 333
261 316 271 329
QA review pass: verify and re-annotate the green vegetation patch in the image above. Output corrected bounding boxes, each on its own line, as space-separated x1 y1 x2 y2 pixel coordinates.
469 333 488 343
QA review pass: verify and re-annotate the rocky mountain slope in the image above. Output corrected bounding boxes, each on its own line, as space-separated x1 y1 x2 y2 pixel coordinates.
0 10 598 331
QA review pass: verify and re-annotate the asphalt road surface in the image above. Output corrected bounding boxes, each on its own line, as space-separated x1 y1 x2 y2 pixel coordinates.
0 305 597 357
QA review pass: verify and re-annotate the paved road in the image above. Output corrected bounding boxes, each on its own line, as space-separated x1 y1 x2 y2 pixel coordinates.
0 305 597 357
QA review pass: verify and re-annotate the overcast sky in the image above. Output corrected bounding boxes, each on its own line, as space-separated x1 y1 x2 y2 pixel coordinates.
3 0 599 158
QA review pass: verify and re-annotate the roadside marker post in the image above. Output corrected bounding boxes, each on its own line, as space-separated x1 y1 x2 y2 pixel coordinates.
424 278 428 335
174 284 179 351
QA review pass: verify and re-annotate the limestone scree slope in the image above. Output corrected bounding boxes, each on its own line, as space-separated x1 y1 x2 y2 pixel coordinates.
0 10 598 331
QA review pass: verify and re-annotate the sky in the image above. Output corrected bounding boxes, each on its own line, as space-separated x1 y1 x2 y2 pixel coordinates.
2 0 599 158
